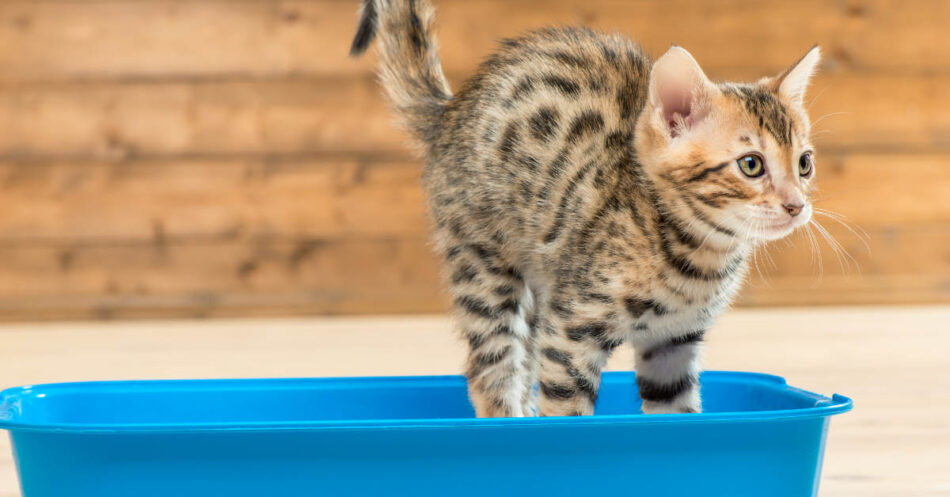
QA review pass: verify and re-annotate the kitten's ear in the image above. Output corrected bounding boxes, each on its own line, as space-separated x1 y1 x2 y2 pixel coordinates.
770 46 821 106
648 46 717 139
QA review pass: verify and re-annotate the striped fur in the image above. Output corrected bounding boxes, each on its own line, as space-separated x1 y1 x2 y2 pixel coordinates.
352 1 821 417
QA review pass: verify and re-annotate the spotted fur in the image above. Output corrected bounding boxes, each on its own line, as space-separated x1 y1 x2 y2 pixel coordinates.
352 0 822 417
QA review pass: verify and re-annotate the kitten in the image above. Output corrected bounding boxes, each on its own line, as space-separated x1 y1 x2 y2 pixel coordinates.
351 0 820 417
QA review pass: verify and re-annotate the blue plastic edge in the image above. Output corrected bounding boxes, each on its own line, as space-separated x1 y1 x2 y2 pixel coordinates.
0 371 852 434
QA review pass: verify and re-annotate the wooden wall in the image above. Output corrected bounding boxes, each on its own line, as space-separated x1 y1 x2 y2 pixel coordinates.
0 0 946 320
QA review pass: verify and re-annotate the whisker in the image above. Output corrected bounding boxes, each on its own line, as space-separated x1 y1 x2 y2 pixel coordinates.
812 219 861 274
804 224 823 287
689 210 744 255
813 221 847 273
747 218 771 287
806 84 832 112
760 242 777 271
813 208 872 252
810 111 850 128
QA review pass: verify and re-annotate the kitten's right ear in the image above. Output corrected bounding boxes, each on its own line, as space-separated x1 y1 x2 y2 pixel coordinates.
769 45 821 106
648 46 717 139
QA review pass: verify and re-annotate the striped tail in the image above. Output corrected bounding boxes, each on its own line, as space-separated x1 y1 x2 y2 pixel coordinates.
350 0 452 146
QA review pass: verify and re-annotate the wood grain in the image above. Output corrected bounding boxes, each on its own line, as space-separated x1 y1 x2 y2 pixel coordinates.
0 307 947 496
811 153 950 227
0 237 446 320
0 158 427 242
0 78 408 159
0 0 946 80
0 0 944 317
0 153 943 243
0 156 943 318
0 73 946 159
0 222 943 321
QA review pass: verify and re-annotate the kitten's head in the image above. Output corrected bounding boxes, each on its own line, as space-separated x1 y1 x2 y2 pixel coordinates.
635 45 822 246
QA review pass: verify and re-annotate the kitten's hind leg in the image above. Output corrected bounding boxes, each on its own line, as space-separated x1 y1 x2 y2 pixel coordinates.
536 297 620 417
445 241 533 418
518 285 540 416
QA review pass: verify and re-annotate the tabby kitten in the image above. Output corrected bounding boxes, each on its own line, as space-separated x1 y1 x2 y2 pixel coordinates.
351 0 820 417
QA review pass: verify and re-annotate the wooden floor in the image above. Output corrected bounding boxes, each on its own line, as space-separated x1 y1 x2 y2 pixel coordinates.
0 306 947 496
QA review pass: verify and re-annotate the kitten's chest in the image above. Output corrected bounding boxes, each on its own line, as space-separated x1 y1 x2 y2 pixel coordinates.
636 303 720 338
633 266 747 336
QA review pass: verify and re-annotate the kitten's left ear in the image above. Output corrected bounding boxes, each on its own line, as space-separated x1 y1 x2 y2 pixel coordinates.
770 46 822 106
648 46 718 139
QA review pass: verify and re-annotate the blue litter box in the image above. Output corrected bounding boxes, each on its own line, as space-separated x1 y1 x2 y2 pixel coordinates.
0 371 850 497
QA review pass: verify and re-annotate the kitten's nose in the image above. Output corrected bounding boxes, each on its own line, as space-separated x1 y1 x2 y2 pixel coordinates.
783 203 804 217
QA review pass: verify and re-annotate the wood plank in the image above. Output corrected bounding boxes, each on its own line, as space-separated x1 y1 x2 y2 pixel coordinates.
750 225 948 279
740 273 949 307
0 153 943 243
739 225 950 306
0 0 946 81
0 73 946 159
0 159 427 242
0 0 375 81
0 223 942 321
802 74 950 154
438 0 950 77
811 154 950 228
0 237 446 321
0 78 409 159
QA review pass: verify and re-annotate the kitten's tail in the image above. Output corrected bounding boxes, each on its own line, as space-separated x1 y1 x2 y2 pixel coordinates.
350 0 452 146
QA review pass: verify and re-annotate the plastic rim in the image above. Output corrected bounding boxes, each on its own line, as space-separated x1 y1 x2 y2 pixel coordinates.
0 371 853 433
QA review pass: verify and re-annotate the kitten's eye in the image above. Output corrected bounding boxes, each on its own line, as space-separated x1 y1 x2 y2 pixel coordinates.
799 152 814 177
737 154 765 178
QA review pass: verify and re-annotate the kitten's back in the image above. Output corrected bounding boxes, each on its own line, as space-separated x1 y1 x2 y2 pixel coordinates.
423 28 652 247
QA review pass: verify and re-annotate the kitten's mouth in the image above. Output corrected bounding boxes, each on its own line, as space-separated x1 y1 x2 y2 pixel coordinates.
759 218 800 240
770 218 796 230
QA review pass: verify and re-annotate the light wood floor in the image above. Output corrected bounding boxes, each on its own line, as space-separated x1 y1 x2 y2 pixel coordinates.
0 306 947 496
